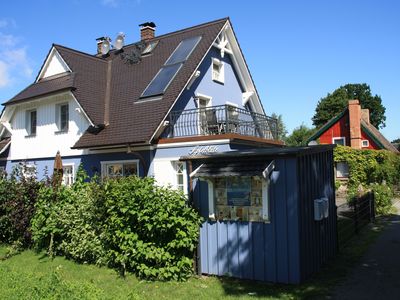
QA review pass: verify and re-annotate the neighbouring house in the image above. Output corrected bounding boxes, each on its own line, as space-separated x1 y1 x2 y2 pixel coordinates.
0 18 283 186
307 99 399 178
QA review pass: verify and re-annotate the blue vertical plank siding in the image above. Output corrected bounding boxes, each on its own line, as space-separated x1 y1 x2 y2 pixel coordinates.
195 146 337 284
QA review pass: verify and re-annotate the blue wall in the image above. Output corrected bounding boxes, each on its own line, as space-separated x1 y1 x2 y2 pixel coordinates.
172 47 245 113
195 157 301 284
5 151 151 180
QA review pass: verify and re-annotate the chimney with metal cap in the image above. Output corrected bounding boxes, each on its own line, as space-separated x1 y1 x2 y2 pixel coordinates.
139 22 156 41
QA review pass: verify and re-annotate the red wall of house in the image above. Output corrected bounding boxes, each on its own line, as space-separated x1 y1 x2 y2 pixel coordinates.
318 113 380 150
319 114 351 146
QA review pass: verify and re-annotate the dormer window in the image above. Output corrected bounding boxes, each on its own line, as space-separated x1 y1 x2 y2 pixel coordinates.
26 109 37 137
212 58 224 83
142 40 159 56
56 103 69 133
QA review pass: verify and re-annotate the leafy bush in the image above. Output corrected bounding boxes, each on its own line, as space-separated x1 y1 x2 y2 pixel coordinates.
103 176 202 280
0 165 42 246
370 183 393 215
31 167 105 264
31 167 202 281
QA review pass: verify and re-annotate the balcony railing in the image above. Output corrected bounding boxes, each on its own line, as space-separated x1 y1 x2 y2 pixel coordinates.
166 105 278 140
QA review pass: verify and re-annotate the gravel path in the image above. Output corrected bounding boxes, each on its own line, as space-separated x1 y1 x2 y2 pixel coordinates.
331 200 400 300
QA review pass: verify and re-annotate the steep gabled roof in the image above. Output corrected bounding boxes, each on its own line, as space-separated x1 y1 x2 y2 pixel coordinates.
307 108 399 153
4 72 75 105
361 120 399 153
73 18 228 148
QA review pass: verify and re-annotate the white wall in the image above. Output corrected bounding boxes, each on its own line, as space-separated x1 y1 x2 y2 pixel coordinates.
153 157 187 193
8 93 90 160
40 50 69 79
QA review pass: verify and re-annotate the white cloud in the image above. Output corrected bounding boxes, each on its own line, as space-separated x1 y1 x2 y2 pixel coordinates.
0 22 33 89
0 60 10 87
0 18 16 29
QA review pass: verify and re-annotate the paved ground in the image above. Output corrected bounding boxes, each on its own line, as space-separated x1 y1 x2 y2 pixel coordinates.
331 200 400 300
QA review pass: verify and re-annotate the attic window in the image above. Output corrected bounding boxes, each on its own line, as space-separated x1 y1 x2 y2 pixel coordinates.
142 40 159 55
140 36 202 99
362 140 369 147
212 58 224 83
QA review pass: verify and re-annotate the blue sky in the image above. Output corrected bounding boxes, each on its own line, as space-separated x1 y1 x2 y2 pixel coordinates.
0 0 399 141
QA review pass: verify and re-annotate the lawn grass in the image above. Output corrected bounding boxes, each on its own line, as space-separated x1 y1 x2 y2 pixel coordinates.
0 219 387 300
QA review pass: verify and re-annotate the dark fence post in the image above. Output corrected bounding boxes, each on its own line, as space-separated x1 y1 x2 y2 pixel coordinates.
354 198 359 234
371 192 376 222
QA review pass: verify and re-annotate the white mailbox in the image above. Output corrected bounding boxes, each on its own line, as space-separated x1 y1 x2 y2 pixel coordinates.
314 199 324 221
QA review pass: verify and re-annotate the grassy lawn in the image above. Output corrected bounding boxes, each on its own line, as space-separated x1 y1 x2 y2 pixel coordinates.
0 219 387 300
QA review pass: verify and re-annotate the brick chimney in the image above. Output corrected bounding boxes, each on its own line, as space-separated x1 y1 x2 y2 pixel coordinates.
139 22 156 41
348 100 362 149
361 108 370 124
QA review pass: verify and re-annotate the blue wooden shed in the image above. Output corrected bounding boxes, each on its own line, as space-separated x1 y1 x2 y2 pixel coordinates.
182 145 337 284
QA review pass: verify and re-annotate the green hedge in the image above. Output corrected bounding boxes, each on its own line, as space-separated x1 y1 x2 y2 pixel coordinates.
334 145 400 214
2 165 202 281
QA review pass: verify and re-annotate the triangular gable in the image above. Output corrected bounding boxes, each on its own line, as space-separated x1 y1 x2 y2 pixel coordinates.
213 20 265 115
361 120 399 153
36 47 71 81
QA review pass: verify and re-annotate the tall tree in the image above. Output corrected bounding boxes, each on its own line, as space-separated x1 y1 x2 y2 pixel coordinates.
271 113 287 141
312 83 386 129
285 124 316 147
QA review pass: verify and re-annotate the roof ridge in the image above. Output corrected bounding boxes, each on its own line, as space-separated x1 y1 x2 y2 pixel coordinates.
108 17 229 54
53 44 108 63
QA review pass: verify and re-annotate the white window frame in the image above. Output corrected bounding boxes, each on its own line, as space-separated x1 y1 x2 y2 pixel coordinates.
362 140 369 147
332 137 346 146
25 109 37 137
62 163 75 186
55 103 69 133
172 161 187 194
101 159 139 178
211 58 224 83
195 93 213 135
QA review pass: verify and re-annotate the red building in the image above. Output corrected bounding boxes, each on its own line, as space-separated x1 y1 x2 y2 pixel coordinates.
308 100 398 178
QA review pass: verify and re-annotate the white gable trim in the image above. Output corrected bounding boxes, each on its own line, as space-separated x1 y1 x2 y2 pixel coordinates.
68 92 94 127
36 47 71 82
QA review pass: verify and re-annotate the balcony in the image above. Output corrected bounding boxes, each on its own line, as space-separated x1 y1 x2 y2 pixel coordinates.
166 105 279 140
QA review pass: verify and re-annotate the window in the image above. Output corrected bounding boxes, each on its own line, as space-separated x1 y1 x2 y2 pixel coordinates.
101 160 139 178
142 40 159 55
362 140 369 147
173 161 185 192
212 176 267 222
336 162 349 178
56 103 69 132
26 110 37 136
62 164 74 186
211 58 224 83
195 94 213 135
21 163 36 179
333 137 345 146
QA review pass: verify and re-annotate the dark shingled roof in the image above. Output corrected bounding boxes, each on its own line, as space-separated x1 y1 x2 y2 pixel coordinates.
5 73 75 105
72 18 228 148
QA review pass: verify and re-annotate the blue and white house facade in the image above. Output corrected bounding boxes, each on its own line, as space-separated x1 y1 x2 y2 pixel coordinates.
0 18 281 188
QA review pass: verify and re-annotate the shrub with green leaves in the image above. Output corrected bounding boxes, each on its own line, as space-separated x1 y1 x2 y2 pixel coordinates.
103 176 202 281
0 165 42 246
369 183 393 215
334 145 400 214
31 167 105 264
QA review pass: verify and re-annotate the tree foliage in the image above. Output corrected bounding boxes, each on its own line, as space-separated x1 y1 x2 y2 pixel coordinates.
271 113 287 141
285 124 316 146
312 83 386 129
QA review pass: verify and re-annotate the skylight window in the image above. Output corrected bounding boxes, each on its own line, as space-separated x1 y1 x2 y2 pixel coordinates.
142 40 159 55
140 36 202 98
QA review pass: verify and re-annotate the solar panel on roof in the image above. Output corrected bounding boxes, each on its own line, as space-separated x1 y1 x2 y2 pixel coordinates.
165 36 202 65
140 35 202 99
141 63 183 97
